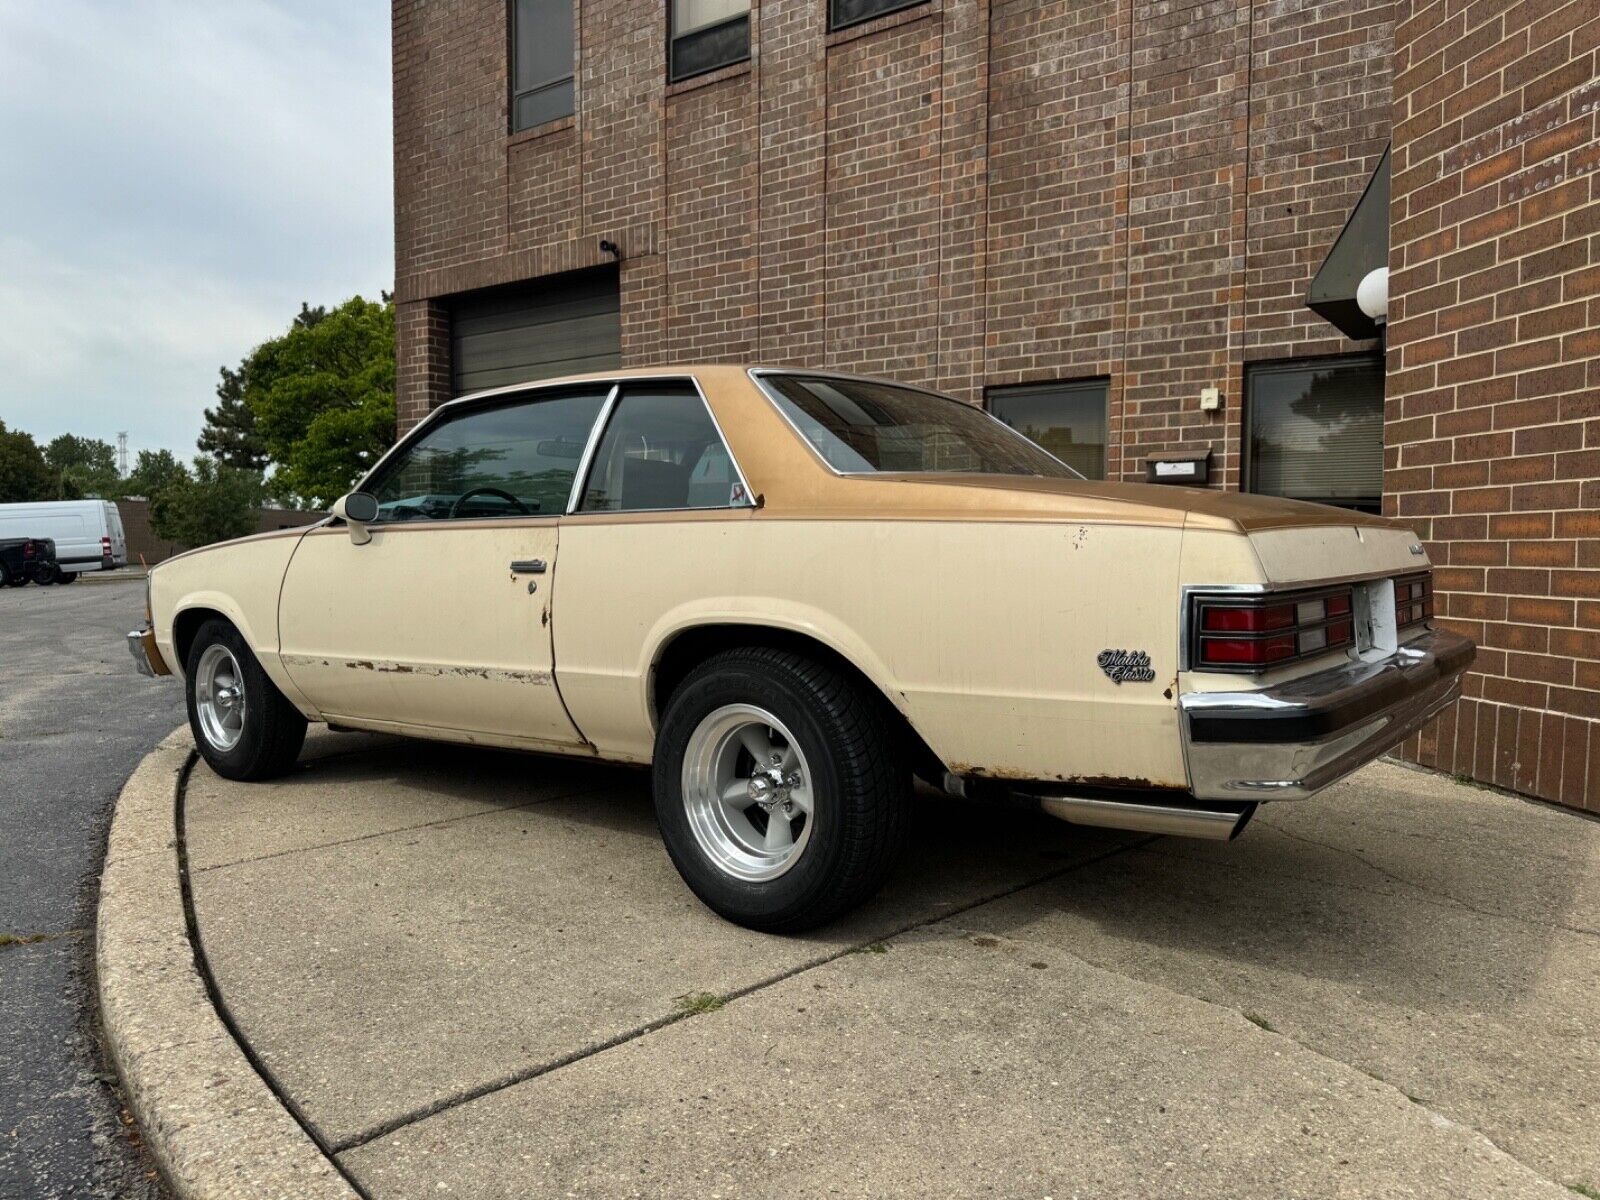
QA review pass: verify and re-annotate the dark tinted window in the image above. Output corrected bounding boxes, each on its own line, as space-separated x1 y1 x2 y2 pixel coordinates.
1246 355 1383 512
512 0 574 131
830 0 927 31
987 379 1110 481
579 384 748 512
670 0 750 81
370 390 607 521
760 374 1079 478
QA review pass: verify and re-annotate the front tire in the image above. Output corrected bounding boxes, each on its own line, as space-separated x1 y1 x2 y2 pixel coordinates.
184 619 307 781
653 647 909 933
55 571 78 584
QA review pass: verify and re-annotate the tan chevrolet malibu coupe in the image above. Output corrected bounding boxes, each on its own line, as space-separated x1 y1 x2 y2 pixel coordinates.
129 366 1473 931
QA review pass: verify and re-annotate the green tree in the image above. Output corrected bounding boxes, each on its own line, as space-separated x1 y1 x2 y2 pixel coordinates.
201 303 331 473
0 420 55 502
44 434 121 498
124 449 190 499
242 296 393 507
197 365 269 470
148 458 265 548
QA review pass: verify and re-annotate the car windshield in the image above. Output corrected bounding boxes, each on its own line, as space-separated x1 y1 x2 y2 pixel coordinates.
758 374 1081 478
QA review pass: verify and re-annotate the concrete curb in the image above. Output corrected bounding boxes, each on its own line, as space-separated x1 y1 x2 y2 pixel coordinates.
76 569 147 584
96 727 359 1200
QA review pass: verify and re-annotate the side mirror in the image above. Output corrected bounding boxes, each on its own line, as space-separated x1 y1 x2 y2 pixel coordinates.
331 492 379 546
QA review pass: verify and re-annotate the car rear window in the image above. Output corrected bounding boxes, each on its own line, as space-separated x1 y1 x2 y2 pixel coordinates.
757 374 1080 478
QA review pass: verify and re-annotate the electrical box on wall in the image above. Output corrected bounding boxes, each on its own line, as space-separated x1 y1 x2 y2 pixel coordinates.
1199 387 1222 411
1144 449 1212 486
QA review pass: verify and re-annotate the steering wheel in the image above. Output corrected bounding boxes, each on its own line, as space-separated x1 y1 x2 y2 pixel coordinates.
449 487 533 518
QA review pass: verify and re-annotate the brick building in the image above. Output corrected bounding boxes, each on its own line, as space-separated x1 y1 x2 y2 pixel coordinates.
391 0 1598 810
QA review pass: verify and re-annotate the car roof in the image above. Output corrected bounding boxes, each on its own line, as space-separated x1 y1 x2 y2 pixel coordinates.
442 364 950 412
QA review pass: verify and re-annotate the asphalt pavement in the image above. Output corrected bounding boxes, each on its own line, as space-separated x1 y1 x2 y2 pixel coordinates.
0 576 182 1198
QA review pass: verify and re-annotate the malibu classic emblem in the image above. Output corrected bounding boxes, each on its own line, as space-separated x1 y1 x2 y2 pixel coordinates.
1098 649 1156 685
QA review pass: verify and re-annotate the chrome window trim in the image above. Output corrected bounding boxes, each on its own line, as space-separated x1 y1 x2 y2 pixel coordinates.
568 375 757 516
745 367 1084 481
353 373 756 523
565 384 621 513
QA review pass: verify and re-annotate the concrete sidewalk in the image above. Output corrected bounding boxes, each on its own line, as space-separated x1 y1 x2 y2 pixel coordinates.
115 730 1600 1198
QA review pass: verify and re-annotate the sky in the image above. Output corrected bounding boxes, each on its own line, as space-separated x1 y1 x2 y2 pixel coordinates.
0 1 393 463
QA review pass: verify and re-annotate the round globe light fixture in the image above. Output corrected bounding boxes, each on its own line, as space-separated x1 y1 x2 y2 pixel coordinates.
1356 266 1388 325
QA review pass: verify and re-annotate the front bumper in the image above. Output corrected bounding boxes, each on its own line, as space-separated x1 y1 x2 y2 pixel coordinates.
1179 628 1474 801
127 627 171 678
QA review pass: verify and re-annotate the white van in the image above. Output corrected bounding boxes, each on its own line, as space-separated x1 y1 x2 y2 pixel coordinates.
0 500 127 582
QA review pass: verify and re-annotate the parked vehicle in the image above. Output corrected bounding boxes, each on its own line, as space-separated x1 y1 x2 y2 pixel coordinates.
0 537 60 587
130 366 1474 931
0 500 126 582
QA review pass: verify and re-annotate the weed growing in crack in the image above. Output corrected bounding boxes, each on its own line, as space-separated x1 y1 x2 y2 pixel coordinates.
673 991 726 1017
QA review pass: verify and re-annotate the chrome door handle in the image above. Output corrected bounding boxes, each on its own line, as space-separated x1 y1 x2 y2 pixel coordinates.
510 559 547 574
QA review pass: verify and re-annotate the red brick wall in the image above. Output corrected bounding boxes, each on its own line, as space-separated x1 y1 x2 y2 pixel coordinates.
395 299 450 431
665 71 760 360
984 0 1127 422
394 0 1393 448
1388 0 1599 810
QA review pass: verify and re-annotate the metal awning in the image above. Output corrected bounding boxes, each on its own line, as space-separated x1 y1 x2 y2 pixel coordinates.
1306 145 1390 341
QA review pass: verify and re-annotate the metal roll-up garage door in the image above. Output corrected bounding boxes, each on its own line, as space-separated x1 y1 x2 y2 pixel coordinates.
451 267 621 395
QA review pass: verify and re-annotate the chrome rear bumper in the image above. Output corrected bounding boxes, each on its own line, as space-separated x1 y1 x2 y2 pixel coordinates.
1179 628 1474 801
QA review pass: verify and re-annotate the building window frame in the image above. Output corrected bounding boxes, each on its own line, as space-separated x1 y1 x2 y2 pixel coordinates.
510 0 576 134
985 377 1111 482
1244 352 1385 514
668 0 751 83
828 0 928 33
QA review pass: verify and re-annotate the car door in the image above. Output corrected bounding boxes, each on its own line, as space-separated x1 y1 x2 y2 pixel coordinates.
277 385 610 748
551 378 758 760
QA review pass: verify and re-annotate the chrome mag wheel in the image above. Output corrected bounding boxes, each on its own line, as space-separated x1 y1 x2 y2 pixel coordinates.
194 643 247 752
681 704 815 882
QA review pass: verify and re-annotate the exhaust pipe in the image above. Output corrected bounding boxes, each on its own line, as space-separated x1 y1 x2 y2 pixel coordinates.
1036 794 1256 841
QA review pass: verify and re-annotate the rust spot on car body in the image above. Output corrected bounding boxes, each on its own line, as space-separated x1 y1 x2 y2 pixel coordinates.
288 654 552 686
949 763 1178 791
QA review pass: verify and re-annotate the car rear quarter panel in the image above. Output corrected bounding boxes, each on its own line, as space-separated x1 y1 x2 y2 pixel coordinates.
553 514 1190 787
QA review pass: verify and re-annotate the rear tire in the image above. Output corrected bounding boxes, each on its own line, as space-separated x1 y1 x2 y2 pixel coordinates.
184 618 307 781
652 647 909 933
33 563 57 585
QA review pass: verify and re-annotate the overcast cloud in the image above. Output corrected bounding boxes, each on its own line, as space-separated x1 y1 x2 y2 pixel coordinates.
0 1 392 461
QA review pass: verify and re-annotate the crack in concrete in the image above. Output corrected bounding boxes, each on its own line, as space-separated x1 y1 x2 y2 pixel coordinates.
190 784 611 873
326 835 1159 1155
1238 820 1600 940
935 921 1572 1196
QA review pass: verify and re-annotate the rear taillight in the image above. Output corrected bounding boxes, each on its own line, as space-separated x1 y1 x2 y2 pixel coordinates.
1192 588 1356 671
1395 572 1433 628
23 540 36 559
101 535 112 554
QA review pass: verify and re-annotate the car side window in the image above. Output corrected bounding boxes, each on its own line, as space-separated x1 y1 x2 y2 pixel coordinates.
578 383 747 513
369 389 607 522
